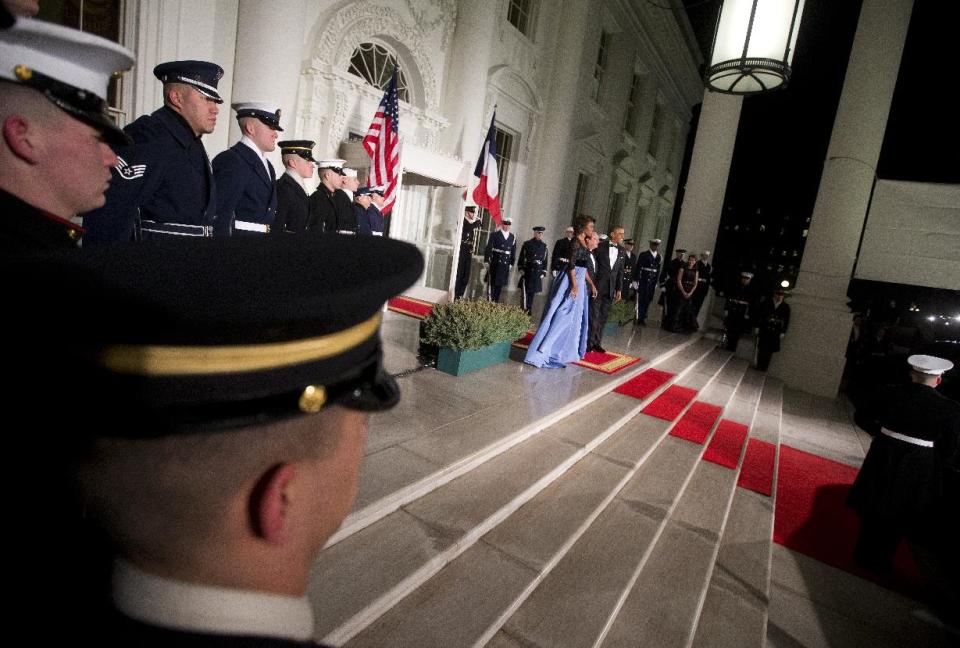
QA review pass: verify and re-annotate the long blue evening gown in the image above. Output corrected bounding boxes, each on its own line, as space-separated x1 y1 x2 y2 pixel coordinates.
524 247 591 368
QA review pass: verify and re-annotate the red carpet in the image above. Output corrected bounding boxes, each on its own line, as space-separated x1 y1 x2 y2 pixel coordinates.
512 330 536 349
670 401 722 444
614 368 674 400
575 351 642 374
387 296 435 319
774 445 919 592
702 419 748 469
737 438 776 496
642 385 698 422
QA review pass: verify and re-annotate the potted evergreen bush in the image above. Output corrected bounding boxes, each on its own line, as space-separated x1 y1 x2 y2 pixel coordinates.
605 298 635 335
421 299 531 376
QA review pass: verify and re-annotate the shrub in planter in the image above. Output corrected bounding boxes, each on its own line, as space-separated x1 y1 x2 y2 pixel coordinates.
421 300 531 375
608 298 635 325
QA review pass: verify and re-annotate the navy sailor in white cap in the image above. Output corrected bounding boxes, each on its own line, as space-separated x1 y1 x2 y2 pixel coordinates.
0 17 133 252
848 353 959 620
83 59 225 243
212 102 282 237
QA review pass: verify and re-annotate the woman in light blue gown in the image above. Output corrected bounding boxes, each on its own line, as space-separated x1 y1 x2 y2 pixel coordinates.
524 228 599 368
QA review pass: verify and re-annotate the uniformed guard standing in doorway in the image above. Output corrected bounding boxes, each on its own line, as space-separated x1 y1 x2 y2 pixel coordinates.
483 216 516 303
659 247 686 329
454 205 482 300
83 59 225 243
273 139 315 234
551 226 575 275
632 238 661 326
722 271 756 351
621 239 638 302
0 17 134 253
691 249 713 324
368 186 388 237
212 102 282 237
517 226 549 315
754 288 790 370
307 159 349 233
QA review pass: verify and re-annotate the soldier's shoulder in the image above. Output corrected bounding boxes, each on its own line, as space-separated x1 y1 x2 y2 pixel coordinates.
124 110 172 144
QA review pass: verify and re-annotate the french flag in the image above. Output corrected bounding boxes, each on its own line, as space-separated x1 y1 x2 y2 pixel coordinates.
472 112 502 225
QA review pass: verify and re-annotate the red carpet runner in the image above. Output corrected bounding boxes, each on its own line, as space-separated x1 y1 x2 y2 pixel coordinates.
511 331 536 349
702 419 748 469
737 438 776 496
774 445 919 592
614 368 674 400
574 351 642 375
642 385 698 421
670 402 722 445
387 296 435 319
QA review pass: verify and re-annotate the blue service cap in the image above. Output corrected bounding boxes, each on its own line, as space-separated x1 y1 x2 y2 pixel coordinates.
233 101 283 131
532 226 545 232
154 60 224 103
6 234 425 437
356 186 373 197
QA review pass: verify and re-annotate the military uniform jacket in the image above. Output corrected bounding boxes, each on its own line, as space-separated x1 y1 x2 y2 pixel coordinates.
334 190 357 233
724 281 755 322
661 257 684 290
848 383 960 540
212 142 277 237
273 173 310 234
0 188 82 254
306 184 349 233
592 241 626 300
517 238 549 293
483 229 516 287
757 300 791 352
633 250 661 290
460 217 482 257
622 251 637 283
83 106 217 243
365 205 386 235
551 237 573 273
694 261 712 298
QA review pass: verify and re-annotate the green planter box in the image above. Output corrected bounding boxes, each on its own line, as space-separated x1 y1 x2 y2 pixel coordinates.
436 341 511 376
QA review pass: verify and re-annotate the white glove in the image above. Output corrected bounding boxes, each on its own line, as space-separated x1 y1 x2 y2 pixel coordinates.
630 281 638 289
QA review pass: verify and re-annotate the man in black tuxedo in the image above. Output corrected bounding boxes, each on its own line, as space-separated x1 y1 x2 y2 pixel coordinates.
588 225 627 353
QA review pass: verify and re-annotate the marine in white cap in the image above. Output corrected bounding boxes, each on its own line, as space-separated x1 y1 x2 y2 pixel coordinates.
848 351 959 620
341 166 360 201
551 225 576 275
721 269 756 351
632 236 662 325
83 58 226 243
0 17 134 252
211 101 283 237
307 158 352 233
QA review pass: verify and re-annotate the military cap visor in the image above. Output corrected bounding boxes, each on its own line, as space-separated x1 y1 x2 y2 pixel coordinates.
532 226 545 232
0 17 135 146
233 101 283 131
7 235 424 437
278 140 316 161
154 60 224 103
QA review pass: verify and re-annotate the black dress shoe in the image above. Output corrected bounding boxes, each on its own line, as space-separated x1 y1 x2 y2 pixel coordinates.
594 345 606 353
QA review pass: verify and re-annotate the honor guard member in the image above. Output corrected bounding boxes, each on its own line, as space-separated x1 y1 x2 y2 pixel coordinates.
307 158 349 233
369 185 388 236
0 18 133 253
632 238 661 326
691 249 713 323
333 167 359 233
551 226 575 275
517 225 549 315
754 287 790 371
483 216 516 303
212 102 281 237
7 232 424 645
454 205 482 300
621 239 637 301
659 247 686 328
341 166 360 201
848 355 959 622
273 139 315 234
355 187 376 235
83 59 224 243
722 271 756 351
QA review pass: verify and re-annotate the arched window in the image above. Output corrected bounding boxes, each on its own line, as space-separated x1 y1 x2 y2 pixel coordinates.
348 43 411 103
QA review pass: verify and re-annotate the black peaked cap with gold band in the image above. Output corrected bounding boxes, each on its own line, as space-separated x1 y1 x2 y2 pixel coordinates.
6 233 423 438
278 139 316 162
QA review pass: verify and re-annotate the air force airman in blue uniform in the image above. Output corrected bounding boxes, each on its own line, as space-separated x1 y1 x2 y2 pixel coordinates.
83 60 224 243
212 102 282 237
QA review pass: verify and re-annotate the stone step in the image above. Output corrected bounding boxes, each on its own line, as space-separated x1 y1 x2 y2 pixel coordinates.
597 366 765 648
330 335 709 547
311 340 723 645
473 357 750 648
691 378 782 648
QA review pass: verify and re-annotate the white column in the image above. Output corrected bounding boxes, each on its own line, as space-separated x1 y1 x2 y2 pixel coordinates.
229 0 307 171
673 89 743 328
775 0 914 396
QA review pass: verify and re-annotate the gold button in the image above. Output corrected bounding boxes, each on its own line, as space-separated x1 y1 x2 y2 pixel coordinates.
299 385 326 413
67 229 80 241
14 65 33 81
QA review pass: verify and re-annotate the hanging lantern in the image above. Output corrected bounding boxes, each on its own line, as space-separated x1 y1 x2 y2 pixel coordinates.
705 0 807 94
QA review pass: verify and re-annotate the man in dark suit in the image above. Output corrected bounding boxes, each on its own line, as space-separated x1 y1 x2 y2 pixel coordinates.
7 233 424 646
660 247 686 329
588 225 626 352
212 102 281 236
83 60 224 243
633 238 661 326
273 139 315 234
483 216 516 303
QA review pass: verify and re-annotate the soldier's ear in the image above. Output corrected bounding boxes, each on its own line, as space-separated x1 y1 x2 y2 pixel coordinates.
2 114 42 164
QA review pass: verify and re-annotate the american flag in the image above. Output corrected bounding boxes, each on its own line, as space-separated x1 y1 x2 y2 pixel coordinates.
363 68 401 215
